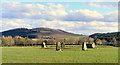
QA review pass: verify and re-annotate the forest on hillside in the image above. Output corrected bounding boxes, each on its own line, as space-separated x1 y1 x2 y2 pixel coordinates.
89 32 120 42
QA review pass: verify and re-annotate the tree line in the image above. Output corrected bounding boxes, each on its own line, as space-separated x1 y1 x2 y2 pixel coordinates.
0 36 119 47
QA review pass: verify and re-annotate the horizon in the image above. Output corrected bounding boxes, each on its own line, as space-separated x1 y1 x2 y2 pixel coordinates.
1 27 119 36
1 1 118 35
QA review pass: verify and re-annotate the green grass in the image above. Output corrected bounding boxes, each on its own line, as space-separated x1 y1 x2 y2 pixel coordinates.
2 45 118 63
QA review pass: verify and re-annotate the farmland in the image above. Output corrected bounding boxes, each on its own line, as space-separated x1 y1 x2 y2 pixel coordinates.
2 45 118 63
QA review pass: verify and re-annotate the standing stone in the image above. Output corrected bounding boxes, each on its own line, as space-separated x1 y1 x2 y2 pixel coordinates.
82 42 87 51
42 42 46 48
56 42 62 51
92 42 95 48
61 42 65 51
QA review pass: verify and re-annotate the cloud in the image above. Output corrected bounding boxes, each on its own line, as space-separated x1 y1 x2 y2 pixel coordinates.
87 0 119 2
2 2 67 20
1 19 32 32
63 9 104 21
90 27 117 31
102 11 118 22
31 19 118 34
2 2 118 22
88 2 118 9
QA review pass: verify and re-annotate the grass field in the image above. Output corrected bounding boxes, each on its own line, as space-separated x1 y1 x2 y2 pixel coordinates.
2 45 118 63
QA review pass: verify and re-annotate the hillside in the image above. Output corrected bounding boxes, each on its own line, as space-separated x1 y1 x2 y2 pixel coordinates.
1 27 81 38
89 32 120 38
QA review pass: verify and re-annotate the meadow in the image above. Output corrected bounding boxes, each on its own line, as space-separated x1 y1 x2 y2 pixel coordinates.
2 45 118 63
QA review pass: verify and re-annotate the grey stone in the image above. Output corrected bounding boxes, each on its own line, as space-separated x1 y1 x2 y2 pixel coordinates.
42 42 46 48
56 42 62 51
82 42 87 51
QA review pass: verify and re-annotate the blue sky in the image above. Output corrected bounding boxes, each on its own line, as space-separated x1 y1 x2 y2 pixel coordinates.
1 0 119 2
25 2 117 13
1 1 118 35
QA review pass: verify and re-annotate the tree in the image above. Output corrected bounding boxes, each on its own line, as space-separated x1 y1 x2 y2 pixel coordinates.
1 36 15 46
88 37 94 44
14 36 26 46
7 36 15 46
111 37 118 46
1 36 7 46
95 39 103 45
101 39 107 45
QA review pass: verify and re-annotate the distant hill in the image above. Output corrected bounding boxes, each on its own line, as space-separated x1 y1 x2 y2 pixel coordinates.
89 32 120 40
1 27 80 38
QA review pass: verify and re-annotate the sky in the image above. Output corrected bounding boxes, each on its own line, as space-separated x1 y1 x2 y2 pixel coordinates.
0 1 119 35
